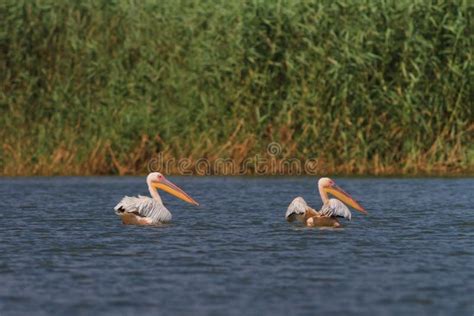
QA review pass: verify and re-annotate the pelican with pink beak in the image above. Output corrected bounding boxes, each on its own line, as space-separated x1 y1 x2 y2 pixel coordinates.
285 177 367 228
114 172 199 225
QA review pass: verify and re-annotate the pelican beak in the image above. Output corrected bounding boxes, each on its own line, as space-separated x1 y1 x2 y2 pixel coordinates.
153 177 199 206
326 182 367 214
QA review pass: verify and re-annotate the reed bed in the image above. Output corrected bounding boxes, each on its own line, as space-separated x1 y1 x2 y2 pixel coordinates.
1 0 473 176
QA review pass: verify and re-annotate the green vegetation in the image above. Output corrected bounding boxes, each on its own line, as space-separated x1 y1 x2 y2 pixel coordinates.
1 0 473 176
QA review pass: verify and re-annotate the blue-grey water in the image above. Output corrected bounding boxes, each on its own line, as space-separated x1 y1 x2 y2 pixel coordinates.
0 177 473 316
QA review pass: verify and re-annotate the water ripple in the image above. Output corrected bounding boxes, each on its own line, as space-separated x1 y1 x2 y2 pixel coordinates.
0 177 473 315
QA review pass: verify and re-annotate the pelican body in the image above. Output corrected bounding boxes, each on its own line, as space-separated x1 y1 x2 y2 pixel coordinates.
285 177 367 228
114 172 198 225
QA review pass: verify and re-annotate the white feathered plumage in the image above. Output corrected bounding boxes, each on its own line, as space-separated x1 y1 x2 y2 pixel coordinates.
114 172 199 226
114 195 172 224
285 177 366 227
285 197 310 222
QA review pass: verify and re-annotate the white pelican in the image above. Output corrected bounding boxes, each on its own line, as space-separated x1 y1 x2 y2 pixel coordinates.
285 177 367 228
114 172 199 225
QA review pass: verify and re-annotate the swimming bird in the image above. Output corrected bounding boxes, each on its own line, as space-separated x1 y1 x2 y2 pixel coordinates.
114 172 199 225
285 177 367 228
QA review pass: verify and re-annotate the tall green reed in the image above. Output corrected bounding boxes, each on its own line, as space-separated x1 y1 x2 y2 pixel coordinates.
1 0 472 175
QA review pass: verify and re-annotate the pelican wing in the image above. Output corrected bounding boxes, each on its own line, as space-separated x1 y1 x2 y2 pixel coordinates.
286 197 311 222
114 195 172 223
319 198 352 221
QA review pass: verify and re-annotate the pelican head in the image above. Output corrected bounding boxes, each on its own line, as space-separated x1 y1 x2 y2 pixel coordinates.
318 177 367 214
147 172 199 206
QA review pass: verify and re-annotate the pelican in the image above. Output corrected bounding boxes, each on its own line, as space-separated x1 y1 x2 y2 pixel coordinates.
285 177 367 228
114 172 199 225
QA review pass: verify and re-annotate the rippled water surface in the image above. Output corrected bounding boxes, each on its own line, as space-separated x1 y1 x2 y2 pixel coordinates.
1 177 473 315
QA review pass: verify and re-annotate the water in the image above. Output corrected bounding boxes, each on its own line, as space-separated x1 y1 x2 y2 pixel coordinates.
0 177 473 315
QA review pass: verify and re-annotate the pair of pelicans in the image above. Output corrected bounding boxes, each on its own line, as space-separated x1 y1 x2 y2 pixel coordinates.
115 172 367 228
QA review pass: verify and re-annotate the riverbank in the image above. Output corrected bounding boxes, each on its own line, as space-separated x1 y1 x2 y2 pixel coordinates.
1 1 472 176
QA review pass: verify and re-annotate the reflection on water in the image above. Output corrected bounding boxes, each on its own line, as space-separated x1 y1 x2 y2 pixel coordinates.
0 177 473 315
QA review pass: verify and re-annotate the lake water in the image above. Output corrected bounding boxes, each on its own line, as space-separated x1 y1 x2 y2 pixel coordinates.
0 177 473 315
